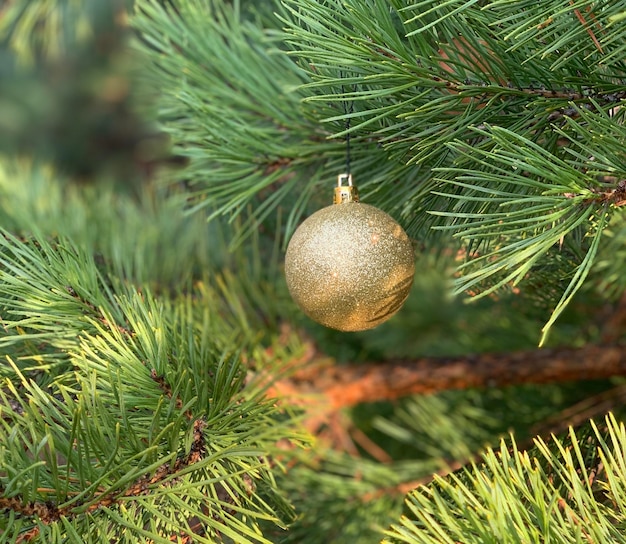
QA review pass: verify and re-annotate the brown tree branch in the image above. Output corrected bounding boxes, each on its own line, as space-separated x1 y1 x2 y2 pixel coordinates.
271 344 626 410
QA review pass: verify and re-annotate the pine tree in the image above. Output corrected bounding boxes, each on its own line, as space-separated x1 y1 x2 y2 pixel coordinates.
1 0 626 543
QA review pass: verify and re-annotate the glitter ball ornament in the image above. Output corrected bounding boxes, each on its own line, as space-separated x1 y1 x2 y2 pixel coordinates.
285 175 415 331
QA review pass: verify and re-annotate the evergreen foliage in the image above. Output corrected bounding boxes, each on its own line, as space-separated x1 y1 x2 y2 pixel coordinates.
386 414 626 544
1 0 626 543
132 0 626 341
0 184 301 542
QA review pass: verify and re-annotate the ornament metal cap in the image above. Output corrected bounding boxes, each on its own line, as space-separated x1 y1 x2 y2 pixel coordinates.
334 173 359 204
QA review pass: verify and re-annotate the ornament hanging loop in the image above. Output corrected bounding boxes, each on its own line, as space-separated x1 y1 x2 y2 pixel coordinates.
334 173 360 204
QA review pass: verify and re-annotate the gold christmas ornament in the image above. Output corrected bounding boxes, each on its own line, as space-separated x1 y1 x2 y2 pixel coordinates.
285 175 415 331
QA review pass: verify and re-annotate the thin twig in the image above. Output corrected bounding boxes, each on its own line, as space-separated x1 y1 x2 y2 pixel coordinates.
361 457 470 502
530 384 626 438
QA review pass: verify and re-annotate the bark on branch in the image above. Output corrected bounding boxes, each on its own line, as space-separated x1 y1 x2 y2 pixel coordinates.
274 344 626 409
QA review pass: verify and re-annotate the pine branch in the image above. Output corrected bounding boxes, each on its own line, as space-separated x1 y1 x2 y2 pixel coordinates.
361 384 626 503
271 343 626 409
384 413 626 544
0 419 209 543
0 229 298 543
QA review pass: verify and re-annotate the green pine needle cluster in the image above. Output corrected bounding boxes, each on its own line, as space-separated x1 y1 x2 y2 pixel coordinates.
0 224 299 543
386 414 626 543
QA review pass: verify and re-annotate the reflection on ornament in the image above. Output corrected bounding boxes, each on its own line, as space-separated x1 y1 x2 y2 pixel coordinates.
285 175 415 331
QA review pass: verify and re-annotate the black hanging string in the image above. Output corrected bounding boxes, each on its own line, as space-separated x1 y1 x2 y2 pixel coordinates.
344 97 353 177
340 74 354 177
